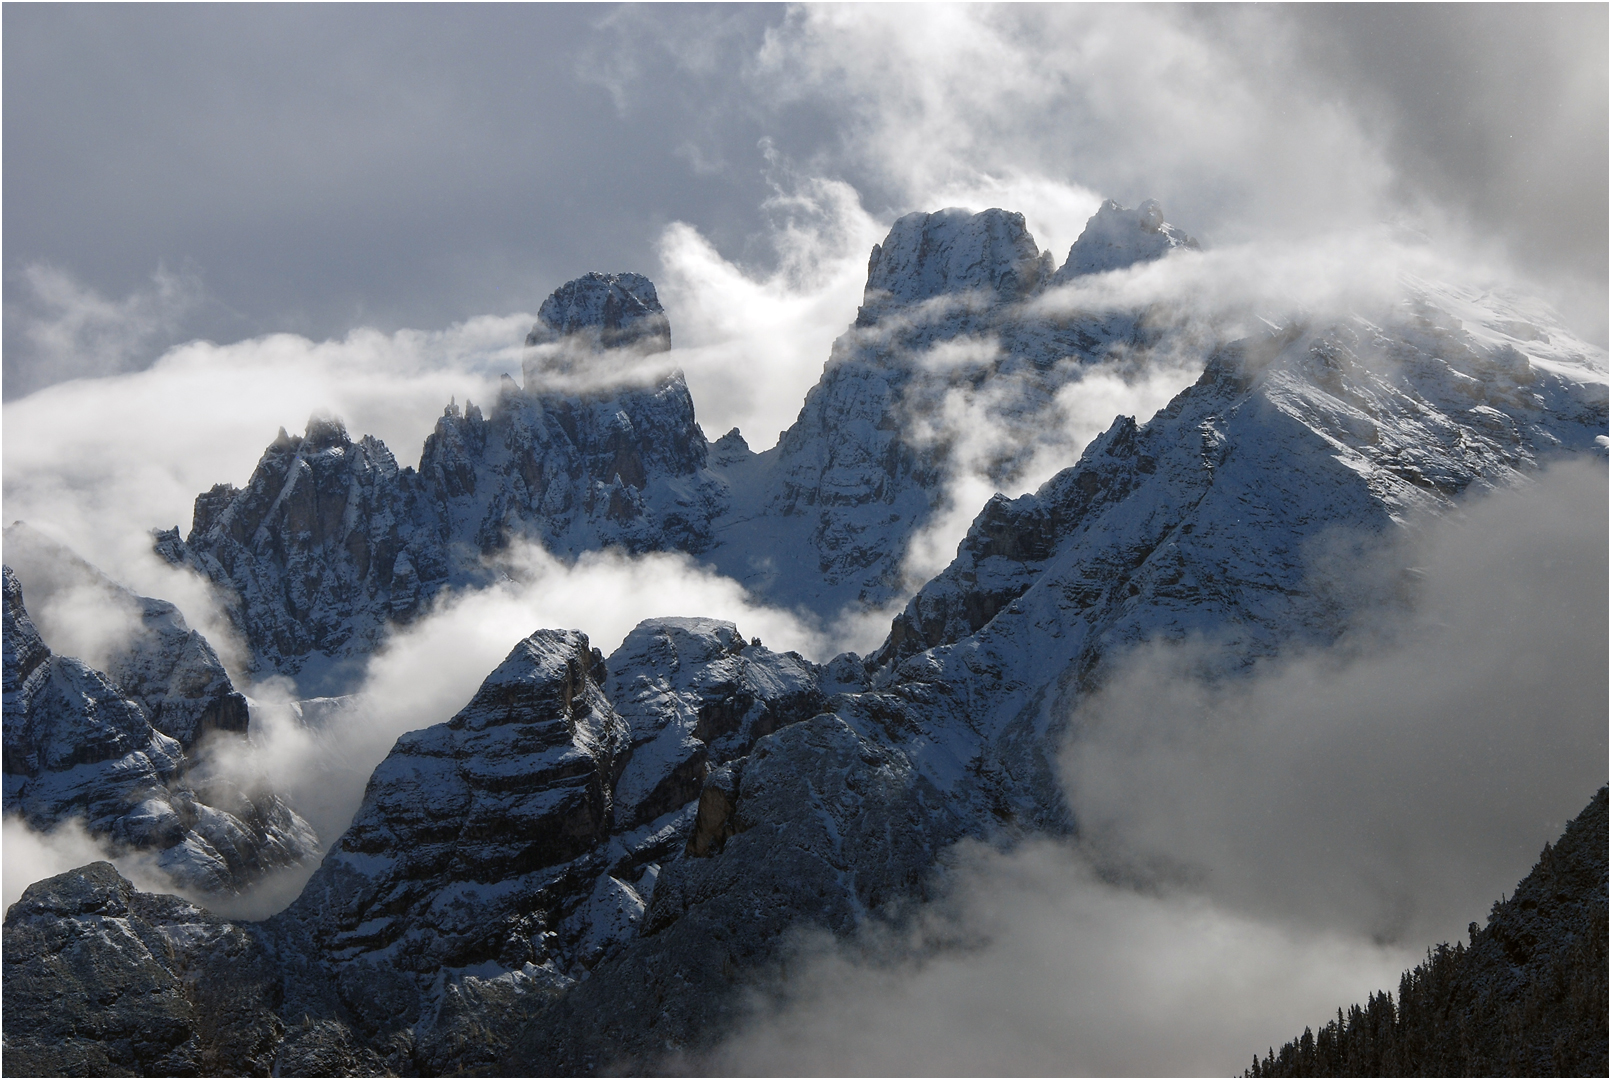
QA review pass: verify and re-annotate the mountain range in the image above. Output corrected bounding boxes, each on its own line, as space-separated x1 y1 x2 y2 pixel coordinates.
3 197 1606 1075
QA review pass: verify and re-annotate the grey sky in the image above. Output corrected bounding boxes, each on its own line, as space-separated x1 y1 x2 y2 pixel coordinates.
4 4 1605 399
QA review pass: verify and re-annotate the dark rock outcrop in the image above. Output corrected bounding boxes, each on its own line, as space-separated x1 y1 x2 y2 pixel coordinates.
1 861 285 1077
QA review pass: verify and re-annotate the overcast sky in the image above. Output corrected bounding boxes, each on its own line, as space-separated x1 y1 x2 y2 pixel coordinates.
4 3 1605 400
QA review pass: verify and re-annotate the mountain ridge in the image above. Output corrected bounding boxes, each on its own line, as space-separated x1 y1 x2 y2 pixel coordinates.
2 195 1605 1075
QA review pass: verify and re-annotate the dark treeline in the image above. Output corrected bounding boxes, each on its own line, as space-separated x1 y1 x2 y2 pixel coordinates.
1248 787 1608 1078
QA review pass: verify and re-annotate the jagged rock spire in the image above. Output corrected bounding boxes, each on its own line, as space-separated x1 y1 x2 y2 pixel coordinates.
1053 197 1199 282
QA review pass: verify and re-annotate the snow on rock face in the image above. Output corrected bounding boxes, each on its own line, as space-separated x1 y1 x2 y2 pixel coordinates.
702 204 1178 616
162 205 1205 682
420 370 725 560
850 305 1608 835
272 627 626 1055
1 861 287 1077
4 523 248 750
606 617 827 829
1052 197 1199 281
858 207 1053 323
155 416 444 691
504 295 1607 1072
161 355 725 692
1 567 318 895
253 617 829 1070
525 271 672 353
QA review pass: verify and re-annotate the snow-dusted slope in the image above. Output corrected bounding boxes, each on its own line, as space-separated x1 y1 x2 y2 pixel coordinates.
264 617 831 1074
4 522 248 750
1052 197 1199 281
500 291 1606 1072
524 271 672 352
2 566 318 895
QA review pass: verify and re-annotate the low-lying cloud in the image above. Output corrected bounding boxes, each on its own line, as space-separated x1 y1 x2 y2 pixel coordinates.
1067 457 1610 948
1 311 529 634
2 816 184 914
706 459 1608 1076
897 348 1207 590
710 842 1416 1077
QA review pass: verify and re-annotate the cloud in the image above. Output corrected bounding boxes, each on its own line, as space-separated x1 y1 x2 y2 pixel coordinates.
655 159 884 450
2 311 530 647
8 5 1601 420
1 816 188 914
1065 457 1610 947
753 7 1393 245
705 459 1608 1076
897 350 1207 590
709 841 1414 1077
4 263 204 397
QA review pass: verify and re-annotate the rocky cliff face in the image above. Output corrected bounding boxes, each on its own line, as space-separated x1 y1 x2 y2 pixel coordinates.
247 617 830 1074
1 861 288 1077
160 369 724 693
499 279 1607 1071
2 565 318 896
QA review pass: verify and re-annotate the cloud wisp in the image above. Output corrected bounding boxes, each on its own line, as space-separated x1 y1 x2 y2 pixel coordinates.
1 816 186 913
4 263 206 399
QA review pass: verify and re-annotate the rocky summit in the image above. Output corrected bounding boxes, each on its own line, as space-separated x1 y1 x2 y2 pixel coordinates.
4 197 1607 1075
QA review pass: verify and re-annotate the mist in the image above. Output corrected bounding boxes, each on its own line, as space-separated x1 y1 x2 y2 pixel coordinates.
704 459 1608 1076
1067 457 1610 947
2 816 194 914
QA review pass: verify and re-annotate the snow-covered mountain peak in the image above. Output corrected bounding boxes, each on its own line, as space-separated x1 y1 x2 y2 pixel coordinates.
1054 197 1199 281
858 207 1053 325
525 271 672 353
